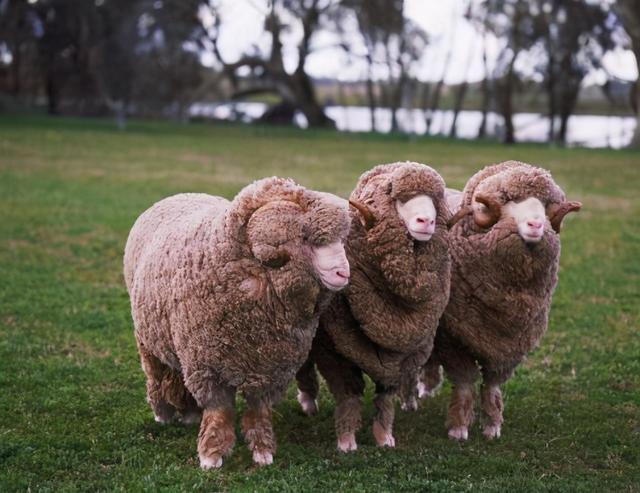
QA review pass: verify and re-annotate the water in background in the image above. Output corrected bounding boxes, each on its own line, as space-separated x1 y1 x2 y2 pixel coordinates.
189 102 636 149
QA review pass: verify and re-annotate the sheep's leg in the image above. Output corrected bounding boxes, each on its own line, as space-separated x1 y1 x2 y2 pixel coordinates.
333 393 363 453
160 370 202 425
137 346 176 423
372 384 396 448
480 367 513 439
314 338 365 452
418 356 444 399
295 357 319 416
241 396 276 466
447 383 476 441
197 386 237 470
443 350 480 441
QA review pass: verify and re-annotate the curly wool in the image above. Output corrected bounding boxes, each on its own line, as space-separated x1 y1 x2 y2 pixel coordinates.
317 162 452 393
124 177 351 408
437 161 567 375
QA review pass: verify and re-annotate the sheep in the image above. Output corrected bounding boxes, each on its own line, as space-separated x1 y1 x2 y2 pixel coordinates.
295 162 455 452
419 161 581 441
123 177 351 469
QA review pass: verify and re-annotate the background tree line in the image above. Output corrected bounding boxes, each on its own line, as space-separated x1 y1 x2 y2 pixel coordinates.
0 0 638 145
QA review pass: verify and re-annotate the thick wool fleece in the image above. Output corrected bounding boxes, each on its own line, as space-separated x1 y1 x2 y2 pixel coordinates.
434 161 566 378
124 177 350 411
307 162 451 412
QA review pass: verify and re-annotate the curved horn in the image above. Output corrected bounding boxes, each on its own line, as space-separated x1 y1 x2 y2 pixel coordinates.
548 200 582 233
261 250 291 269
473 194 502 228
349 199 375 230
447 206 472 229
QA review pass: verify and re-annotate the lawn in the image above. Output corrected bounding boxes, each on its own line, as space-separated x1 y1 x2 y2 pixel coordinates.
0 115 638 492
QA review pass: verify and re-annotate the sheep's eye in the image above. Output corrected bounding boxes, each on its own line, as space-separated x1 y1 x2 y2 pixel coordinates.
262 251 291 269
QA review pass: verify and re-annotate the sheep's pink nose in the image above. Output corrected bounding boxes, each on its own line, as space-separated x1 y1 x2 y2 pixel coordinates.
527 220 543 230
413 217 435 234
416 217 434 226
336 268 350 280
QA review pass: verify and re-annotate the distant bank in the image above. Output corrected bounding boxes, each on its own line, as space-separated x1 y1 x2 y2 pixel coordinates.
190 102 637 149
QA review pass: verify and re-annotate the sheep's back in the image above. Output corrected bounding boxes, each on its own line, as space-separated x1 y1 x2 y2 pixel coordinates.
124 193 229 292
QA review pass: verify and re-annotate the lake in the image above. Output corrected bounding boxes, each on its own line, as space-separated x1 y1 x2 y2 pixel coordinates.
189 102 636 149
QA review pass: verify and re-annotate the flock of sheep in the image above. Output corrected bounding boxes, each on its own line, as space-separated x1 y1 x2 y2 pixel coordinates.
124 160 581 469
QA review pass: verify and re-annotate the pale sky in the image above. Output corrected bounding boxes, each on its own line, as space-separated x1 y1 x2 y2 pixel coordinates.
203 0 637 85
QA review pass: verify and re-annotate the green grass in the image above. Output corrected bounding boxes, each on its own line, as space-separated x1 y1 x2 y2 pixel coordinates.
1 115 639 492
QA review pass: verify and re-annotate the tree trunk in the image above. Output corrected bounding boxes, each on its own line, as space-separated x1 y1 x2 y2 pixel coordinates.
449 82 468 138
366 54 377 132
556 77 581 146
426 79 445 135
46 69 59 115
615 0 640 147
498 50 519 145
633 80 640 147
477 41 491 138
293 69 333 128
450 30 476 139
384 44 401 133
11 42 21 96
546 66 557 142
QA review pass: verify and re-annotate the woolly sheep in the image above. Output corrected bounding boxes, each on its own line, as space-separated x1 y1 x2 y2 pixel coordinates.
420 161 581 441
124 177 351 468
296 162 454 452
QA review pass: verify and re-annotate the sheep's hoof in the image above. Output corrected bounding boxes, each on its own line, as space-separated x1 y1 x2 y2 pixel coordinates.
372 421 396 448
417 382 429 399
154 414 172 424
401 397 418 412
448 426 469 441
483 424 501 439
199 453 223 470
252 450 274 466
297 391 318 416
417 380 442 399
337 432 357 452
181 411 202 425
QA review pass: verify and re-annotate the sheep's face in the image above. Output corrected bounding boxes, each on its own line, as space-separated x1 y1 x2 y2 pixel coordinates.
395 194 437 241
302 194 351 291
247 197 351 291
503 197 546 243
468 164 581 239
472 194 581 242
307 241 350 291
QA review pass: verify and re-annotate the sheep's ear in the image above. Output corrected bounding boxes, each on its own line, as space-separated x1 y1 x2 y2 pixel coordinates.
473 194 502 229
349 199 375 230
547 200 582 233
447 206 472 229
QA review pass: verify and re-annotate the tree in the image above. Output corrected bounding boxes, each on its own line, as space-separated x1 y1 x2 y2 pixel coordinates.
343 0 404 132
425 9 457 136
0 0 101 114
533 0 613 144
203 0 339 128
97 0 204 124
449 1 478 138
0 0 206 122
486 0 537 144
384 17 428 132
615 0 640 147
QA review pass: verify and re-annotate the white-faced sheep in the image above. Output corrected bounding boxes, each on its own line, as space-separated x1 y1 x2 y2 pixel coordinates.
420 161 581 441
124 177 351 468
296 162 455 452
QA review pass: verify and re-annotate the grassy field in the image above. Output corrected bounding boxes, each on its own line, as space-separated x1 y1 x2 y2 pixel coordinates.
1 115 638 492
